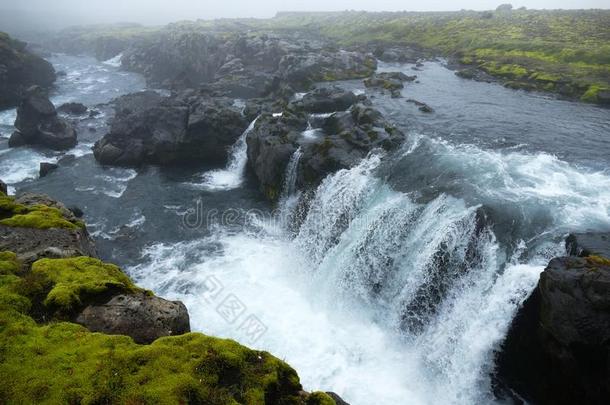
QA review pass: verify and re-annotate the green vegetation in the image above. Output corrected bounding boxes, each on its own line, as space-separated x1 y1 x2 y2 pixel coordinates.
266 9 610 103
0 193 83 230
30 257 140 314
306 392 336 405
0 254 319 404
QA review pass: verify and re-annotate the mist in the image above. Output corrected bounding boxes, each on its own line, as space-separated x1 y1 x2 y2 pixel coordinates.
0 0 608 32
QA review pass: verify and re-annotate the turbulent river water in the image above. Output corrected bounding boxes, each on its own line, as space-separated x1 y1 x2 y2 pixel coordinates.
1 54 609 404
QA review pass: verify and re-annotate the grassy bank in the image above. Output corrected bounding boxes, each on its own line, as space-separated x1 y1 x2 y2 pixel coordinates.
267 9 610 103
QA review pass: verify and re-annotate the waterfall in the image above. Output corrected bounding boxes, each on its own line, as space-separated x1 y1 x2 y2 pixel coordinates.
282 147 303 196
198 117 258 190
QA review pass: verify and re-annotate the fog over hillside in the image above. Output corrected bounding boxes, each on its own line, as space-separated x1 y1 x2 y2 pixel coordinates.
0 0 608 32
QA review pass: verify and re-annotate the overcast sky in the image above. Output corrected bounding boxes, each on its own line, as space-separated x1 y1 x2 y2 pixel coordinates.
0 0 607 26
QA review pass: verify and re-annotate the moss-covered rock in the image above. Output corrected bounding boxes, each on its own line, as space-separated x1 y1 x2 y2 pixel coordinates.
0 193 83 230
0 255 314 404
30 256 139 314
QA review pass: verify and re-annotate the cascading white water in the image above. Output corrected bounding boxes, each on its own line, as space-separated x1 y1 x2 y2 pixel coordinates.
128 133 610 404
198 117 258 190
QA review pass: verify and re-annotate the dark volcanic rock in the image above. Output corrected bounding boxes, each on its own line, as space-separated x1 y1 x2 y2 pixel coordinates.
0 179 6 195
57 102 88 115
0 32 56 110
247 102 404 201
75 292 191 344
566 232 610 258
94 91 248 167
12 86 77 150
8 131 26 147
496 247 610 405
39 162 58 177
290 86 362 114
364 71 416 93
326 392 350 405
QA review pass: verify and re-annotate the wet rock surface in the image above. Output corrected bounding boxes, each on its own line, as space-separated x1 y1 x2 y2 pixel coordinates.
93 90 248 166
0 32 56 109
496 235 610 405
10 86 77 150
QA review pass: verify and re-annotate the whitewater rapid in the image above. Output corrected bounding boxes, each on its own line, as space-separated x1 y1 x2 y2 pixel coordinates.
2 53 609 405
126 131 610 404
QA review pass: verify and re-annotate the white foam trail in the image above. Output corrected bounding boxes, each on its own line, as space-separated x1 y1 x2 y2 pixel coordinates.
90 168 137 198
103 53 123 67
197 117 258 191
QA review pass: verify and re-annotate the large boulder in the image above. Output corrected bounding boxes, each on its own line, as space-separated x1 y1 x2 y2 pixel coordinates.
94 91 249 167
0 32 56 110
10 86 77 150
496 236 610 405
75 292 190 344
566 232 610 258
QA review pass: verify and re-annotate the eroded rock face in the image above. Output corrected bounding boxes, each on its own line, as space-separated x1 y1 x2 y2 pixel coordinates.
0 193 97 264
496 242 610 405
247 92 404 201
93 91 248 167
10 86 77 150
75 292 191 344
0 32 56 110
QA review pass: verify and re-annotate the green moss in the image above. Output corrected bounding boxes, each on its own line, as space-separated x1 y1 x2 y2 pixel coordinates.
306 392 336 405
581 85 608 103
0 194 83 230
0 251 20 275
30 257 139 314
586 255 610 267
0 256 307 404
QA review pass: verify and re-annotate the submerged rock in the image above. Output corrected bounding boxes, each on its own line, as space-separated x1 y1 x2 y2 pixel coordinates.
75 292 190 344
11 86 77 150
0 32 56 109
496 235 610 405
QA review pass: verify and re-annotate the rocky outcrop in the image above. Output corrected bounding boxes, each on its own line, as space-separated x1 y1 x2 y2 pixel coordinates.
93 91 248 166
291 86 363 114
39 162 58 177
57 102 88 115
496 234 610 405
119 29 375 96
247 92 404 201
0 32 55 110
0 192 97 264
75 292 190 344
364 72 417 97
9 86 77 150
0 179 6 195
